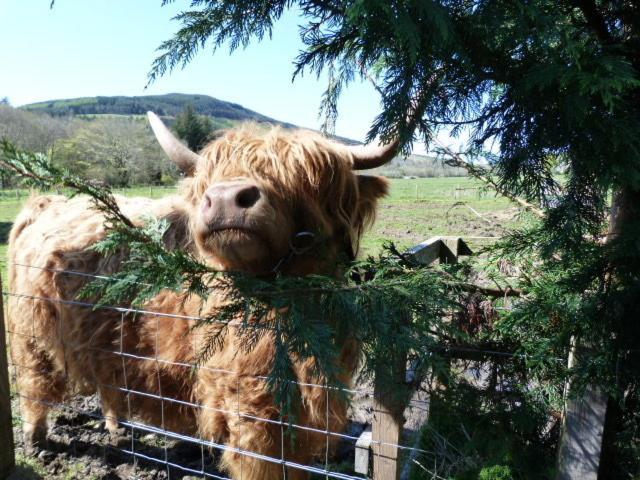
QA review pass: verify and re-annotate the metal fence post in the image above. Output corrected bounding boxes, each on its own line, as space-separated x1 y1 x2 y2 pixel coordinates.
0 273 15 478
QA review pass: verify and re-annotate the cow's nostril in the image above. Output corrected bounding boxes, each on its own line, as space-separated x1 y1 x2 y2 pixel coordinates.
235 186 261 209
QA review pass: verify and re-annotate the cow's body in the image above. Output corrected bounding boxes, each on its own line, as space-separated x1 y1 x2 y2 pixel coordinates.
8 118 391 479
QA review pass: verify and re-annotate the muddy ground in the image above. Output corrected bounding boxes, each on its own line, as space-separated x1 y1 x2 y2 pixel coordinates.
11 395 223 479
9 394 370 480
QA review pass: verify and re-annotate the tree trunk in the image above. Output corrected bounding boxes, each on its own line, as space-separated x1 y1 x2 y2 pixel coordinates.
557 186 640 479
597 186 640 478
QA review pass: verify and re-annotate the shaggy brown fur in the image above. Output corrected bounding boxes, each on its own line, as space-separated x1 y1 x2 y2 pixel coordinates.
7 125 388 479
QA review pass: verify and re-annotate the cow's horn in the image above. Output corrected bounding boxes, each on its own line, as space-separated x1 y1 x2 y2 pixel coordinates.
347 139 400 170
147 111 200 175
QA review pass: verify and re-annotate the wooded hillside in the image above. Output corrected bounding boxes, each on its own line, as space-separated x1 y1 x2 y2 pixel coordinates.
22 93 289 124
0 94 465 187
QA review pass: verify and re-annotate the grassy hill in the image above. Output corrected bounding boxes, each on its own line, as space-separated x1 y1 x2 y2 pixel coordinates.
17 93 464 176
22 93 292 125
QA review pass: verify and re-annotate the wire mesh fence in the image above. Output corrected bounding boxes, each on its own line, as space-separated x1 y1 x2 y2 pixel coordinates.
1 262 437 480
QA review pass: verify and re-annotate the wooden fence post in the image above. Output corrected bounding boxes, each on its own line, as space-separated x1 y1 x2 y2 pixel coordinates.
555 342 607 480
369 237 472 479
556 388 607 480
371 344 407 480
0 274 15 478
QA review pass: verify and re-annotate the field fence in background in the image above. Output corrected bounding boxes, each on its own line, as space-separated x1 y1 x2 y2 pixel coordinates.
0 185 178 201
0 261 440 480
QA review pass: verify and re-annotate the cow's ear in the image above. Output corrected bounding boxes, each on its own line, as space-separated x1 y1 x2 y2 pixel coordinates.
356 175 389 223
357 175 389 201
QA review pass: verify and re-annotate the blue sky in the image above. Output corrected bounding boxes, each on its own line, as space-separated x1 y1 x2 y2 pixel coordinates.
0 0 383 142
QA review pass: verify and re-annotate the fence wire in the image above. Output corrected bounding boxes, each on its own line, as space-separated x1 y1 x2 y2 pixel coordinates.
1 262 442 479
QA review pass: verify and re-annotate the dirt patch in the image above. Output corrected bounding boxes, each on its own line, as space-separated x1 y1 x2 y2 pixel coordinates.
10 393 364 479
11 395 223 479
368 202 516 252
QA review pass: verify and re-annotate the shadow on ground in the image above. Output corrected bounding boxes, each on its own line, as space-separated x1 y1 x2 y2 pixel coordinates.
8 464 43 480
0 222 12 244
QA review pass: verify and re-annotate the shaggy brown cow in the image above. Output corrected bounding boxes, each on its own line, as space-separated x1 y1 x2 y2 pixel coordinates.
7 112 397 479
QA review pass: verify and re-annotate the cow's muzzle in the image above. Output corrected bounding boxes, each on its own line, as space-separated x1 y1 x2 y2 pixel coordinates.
201 181 265 228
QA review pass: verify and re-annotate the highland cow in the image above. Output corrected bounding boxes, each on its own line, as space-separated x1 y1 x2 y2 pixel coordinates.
7 112 397 479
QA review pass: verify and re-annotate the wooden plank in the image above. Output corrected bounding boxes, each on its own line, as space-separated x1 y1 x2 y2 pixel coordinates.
371 377 403 480
406 238 457 265
406 238 443 265
354 428 372 475
555 343 607 480
372 320 409 480
401 237 470 478
556 387 607 480
0 273 15 478
369 237 470 479
440 237 473 258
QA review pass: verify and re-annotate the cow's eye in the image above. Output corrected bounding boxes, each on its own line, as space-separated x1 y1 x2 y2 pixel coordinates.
290 231 316 253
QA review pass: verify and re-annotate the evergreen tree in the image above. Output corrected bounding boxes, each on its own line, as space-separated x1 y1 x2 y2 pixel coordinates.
148 1 640 475
172 104 214 151
54 117 168 187
14 1 638 475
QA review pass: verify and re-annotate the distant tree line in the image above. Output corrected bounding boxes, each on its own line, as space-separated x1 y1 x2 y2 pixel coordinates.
372 154 466 178
0 104 228 188
54 116 177 187
0 104 182 187
0 101 466 187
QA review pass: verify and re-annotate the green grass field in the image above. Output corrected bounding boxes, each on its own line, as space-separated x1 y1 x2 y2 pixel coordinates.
358 177 517 255
0 178 518 286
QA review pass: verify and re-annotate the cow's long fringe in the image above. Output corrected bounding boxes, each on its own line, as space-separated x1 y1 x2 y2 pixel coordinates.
188 125 387 257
